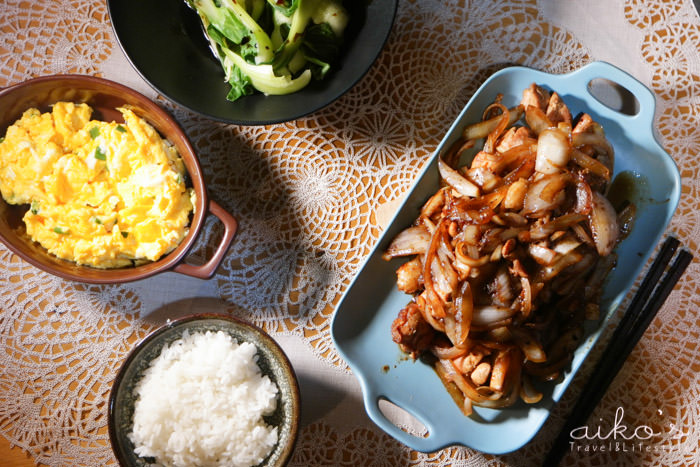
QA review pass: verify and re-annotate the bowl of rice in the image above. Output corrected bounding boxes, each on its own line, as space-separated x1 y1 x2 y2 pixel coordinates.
108 314 300 467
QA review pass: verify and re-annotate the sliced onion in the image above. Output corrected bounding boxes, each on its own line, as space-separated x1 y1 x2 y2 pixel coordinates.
436 358 501 403
571 222 594 246
519 276 534 318
465 167 501 192
572 130 614 160
420 188 446 219
382 225 431 260
454 241 490 268
527 213 587 241
438 158 480 198
536 127 571 174
524 105 553 135
431 342 469 360
528 243 557 265
552 234 582 255
494 266 515 306
523 355 571 379
502 154 536 186
539 173 571 202
510 327 546 363
589 191 619 256
461 224 481 245
462 105 524 140
536 249 583 282
570 148 611 180
496 142 537 172
472 306 517 326
522 173 569 215
520 374 543 404
483 103 511 154
441 137 474 168
452 280 473 347
423 220 449 317
433 244 458 301
485 326 512 342
497 211 528 227
617 201 636 240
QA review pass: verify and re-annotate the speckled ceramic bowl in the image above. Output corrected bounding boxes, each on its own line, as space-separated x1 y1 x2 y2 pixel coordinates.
109 314 300 467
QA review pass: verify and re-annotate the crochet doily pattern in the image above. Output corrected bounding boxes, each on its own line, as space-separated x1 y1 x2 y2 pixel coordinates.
0 0 697 465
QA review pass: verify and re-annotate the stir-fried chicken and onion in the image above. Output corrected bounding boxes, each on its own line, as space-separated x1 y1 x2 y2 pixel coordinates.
385 84 633 415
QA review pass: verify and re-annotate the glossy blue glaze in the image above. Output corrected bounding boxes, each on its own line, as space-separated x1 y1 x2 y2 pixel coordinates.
331 62 681 454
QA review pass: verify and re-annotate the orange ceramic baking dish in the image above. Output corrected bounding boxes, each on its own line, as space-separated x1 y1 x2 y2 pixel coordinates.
0 75 237 283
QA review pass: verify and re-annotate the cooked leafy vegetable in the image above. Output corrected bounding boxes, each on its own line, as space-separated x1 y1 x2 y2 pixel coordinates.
186 0 349 101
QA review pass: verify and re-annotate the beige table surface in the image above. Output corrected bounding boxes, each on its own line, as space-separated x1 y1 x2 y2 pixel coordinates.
1 0 699 466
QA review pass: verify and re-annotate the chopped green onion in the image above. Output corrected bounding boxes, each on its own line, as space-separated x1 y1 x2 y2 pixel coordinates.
53 227 69 235
175 173 182 184
116 125 126 133
121 231 129 238
89 126 100 139
94 146 106 161
30 200 40 215
0 137 5 144
92 217 102 225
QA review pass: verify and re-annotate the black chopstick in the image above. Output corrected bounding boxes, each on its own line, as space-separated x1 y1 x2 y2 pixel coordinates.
542 236 693 467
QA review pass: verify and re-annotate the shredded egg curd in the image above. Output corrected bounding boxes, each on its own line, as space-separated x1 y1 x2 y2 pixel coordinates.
0 102 196 268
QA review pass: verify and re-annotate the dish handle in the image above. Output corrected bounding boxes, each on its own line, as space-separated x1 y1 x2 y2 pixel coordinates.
572 61 657 124
364 392 448 453
172 200 238 279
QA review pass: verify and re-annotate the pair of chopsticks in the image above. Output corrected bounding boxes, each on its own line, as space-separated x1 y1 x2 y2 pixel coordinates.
542 235 693 467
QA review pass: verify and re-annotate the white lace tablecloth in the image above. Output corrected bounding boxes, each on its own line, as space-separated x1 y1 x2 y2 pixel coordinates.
1 1 698 466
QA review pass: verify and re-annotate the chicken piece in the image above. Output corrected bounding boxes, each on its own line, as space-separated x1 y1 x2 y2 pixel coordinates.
469 150 500 171
521 83 550 111
420 188 445 219
545 92 572 126
504 178 528 211
460 346 489 373
390 302 435 358
471 361 492 386
396 256 423 294
489 350 510 391
496 126 533 153
572 113 595 133
466 166 501 191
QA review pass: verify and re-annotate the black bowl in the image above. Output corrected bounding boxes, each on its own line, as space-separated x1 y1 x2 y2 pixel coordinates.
107 0 398 125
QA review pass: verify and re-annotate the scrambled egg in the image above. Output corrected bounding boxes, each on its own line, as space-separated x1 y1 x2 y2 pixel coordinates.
0 102 196 268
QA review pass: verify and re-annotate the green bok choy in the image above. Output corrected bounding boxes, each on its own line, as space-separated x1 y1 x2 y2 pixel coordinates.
186 0 349 101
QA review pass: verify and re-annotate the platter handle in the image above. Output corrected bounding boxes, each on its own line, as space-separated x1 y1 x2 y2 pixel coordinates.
364 393 449 453
574 61 657 124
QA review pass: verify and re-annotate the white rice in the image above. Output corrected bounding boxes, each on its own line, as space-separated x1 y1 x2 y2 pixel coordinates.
128 330 279 467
